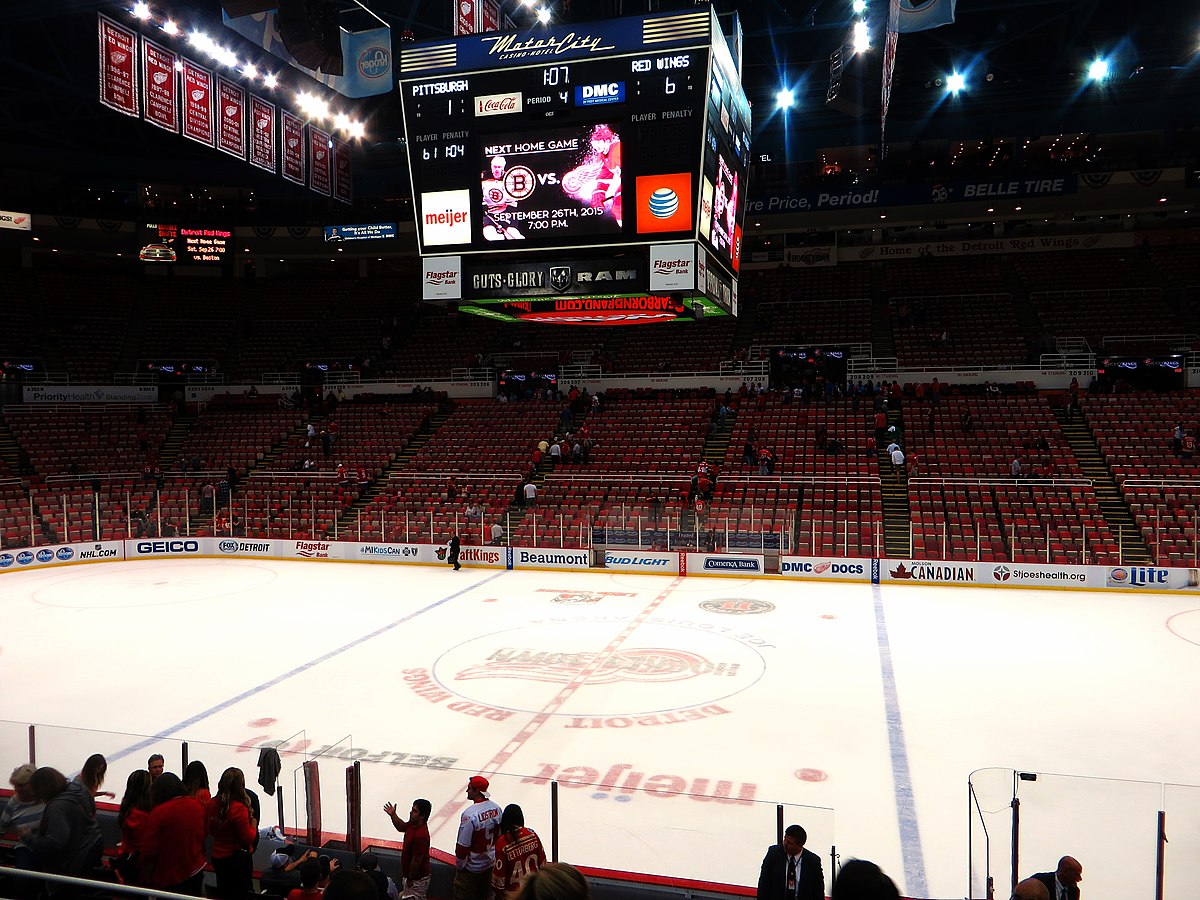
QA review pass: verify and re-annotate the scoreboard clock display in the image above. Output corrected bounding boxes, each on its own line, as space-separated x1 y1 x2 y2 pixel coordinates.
399 7 750 278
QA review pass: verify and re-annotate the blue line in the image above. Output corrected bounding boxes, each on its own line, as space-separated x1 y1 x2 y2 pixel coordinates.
871 584 927 897
107 571 507 765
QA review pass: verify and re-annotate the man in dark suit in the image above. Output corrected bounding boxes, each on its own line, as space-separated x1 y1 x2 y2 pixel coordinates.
1029 856 1082 900
757 824 824 900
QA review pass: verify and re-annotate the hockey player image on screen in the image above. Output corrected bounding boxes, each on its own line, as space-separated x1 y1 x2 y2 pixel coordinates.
561 124 622 227
482 155 527 241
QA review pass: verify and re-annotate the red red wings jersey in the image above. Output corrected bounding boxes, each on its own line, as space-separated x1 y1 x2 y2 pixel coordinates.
490 827 547 897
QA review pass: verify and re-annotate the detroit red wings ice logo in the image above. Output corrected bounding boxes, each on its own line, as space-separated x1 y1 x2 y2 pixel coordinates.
455 647 740 685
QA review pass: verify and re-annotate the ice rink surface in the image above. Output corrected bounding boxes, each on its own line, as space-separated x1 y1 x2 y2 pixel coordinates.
4 557 1200 899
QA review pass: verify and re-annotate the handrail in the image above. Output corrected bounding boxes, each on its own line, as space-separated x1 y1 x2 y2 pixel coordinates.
0 866 203 900
3 403 172 414
908 477 1093 487
1100 333 1197 349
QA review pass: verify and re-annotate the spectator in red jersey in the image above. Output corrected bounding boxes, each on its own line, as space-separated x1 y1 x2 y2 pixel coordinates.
384 798 432 900
492 805 546 900
115 769 153 884
208 768 257 900
873 409 887 444
140 772 208 895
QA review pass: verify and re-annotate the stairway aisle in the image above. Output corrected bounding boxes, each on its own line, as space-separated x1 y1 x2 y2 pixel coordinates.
1052 405 1153 564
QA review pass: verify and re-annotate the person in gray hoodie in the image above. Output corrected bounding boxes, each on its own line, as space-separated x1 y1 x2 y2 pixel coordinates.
19 767 104 894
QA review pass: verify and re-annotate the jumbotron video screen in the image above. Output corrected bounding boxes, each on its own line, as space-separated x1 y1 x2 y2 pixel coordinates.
398 7 751 280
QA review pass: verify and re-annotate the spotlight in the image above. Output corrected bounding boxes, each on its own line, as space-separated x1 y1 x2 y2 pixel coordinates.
1087 58 1109 81
852 0 867 12
241 63 258 79
536 7 551 24
946 72 966 92
132 2 151 20
263 73 278 89
775 88 795 110
853 20 870 54
162 20 178 35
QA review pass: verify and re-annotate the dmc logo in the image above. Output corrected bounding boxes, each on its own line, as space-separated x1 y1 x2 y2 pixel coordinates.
358 46 391 79
0 553 13 568
582 83 619 98
219 540 238 553
782 561 863 575
138 540 199 553
56 547 74 561
994 565 1011 581
36 549 54 563
17 551 34 565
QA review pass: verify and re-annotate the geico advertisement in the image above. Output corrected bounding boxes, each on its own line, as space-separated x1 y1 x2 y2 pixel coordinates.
779 556 870 581
603 550 679 574
0 541 124 571
126 538 205 557
685 553 765 575
512 548 590 570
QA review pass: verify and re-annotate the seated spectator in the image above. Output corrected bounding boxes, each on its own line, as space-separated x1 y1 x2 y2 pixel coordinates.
1 764 44 872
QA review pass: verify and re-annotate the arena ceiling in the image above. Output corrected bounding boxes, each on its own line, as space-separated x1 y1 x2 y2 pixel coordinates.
0 0 1197 200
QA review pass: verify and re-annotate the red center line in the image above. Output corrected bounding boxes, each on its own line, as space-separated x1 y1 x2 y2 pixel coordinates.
430 575 687 831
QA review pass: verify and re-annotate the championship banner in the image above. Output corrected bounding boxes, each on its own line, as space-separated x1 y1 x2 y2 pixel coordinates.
309 126 332 196
98 14 139 117
248 95 276 173
216 76 246 160
181 59 215 147
141 37 179 133
332 139 353 205
281 110 306 185
455 0 476 36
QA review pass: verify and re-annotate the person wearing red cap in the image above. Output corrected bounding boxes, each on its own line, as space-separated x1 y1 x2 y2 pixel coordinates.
454 776 502 900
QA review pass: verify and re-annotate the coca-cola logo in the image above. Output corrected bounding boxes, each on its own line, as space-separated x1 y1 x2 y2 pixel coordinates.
475 93 522 116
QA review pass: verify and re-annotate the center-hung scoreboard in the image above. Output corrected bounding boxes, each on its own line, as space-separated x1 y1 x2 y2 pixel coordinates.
397 6 751 324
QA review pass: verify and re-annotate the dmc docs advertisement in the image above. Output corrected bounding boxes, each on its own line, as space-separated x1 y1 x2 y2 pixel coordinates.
478 123 624 244
0 542 124 571
603 550 680 574
684 553 766 576
779 557 870 581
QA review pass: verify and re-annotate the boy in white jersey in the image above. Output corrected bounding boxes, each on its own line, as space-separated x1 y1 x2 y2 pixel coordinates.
454 775 502 900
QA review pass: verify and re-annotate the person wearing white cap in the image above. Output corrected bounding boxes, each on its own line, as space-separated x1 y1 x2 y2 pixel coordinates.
454 776 502 900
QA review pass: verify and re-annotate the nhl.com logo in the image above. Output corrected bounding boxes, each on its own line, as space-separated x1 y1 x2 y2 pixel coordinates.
993 565 1011 582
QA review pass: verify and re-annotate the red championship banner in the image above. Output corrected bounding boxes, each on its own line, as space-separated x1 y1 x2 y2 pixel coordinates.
281 110 306 185
98 14 139 117
309 126 332 196
181 59 215 147
249 95 276 173
141 37 178 132
455 0 476 35
332 140 352 205
217 76 246 159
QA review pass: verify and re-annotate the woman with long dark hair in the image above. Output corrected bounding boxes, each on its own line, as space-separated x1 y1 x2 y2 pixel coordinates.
491 804 546 900
208 767 258 900
139 772 208 896
114 770 153 884
182 760 211 805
